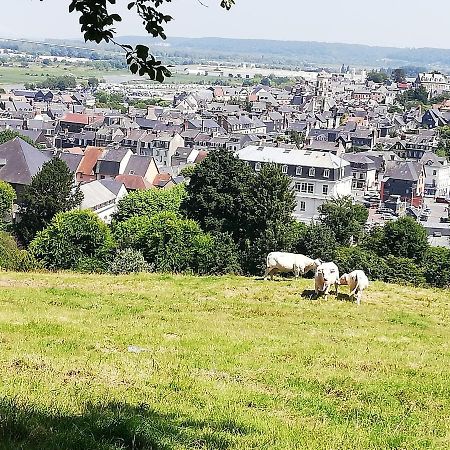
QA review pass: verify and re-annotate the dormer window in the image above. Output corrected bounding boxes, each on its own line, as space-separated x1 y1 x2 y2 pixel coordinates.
296 166 302 176
309 168 316 177
282 165 288 174
255 162 261 171
323 169 330 178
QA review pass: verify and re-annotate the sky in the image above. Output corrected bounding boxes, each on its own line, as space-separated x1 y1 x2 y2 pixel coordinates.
1 0 450 49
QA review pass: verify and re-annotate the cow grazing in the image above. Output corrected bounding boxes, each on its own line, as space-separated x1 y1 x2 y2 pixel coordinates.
315 262 340 299
340 270 370 305
264 252 321 280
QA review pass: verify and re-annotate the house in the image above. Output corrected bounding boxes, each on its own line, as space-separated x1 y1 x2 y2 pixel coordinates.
416 73 450 99
0 137 50 199
422 109 450 128
342 153 377 191
381 161 425 207
95 148 133 180
420 152 450 198
76 146 104 183
236 145 352 221
80 179 127 223
59 112 98 133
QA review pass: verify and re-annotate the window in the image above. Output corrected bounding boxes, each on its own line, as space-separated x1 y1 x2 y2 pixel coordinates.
307 183 314 194
301 182 307 193
433 170 437 176
296 166 302 176
282 165 288 174
323 169 330 178
300 201 306 211
295 182 302 192
255 162 261 171
322 185 329 195
309 168 316 176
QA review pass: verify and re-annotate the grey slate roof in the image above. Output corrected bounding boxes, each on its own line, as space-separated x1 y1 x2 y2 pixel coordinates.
60 152 83 173
384 161 423 181
0 137 50 186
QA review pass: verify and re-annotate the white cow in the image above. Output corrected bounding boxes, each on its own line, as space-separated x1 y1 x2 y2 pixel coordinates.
264 252 321 280
340 270 370 305
315 262 340 299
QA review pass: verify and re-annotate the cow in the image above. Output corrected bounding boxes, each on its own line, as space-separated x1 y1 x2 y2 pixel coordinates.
340 270 370 305
315 262 340 299
264 252 321 280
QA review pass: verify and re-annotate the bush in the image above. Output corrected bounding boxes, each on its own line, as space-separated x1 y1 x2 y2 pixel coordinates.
335 247 388 280
114 213 240 275
295 223 337 261
383 256 426 286
423 247 450 288
0 232 40 272
0 180 16 227
113 184 186 224
194 232 241 275
29 210 114 270
109 249 151 275
366 217 429 262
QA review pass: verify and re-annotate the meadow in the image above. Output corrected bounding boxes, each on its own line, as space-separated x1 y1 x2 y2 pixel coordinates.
0 271 448 449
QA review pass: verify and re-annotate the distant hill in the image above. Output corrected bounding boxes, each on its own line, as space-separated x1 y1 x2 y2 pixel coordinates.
118 36 450 70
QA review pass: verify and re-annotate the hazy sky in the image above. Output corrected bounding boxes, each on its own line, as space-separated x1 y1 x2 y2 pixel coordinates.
2 0 450 49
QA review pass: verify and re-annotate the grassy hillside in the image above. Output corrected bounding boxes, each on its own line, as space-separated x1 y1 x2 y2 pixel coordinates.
0 272 449 449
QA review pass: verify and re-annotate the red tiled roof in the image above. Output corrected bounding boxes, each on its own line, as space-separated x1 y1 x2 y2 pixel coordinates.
60 113 102 125
152 173 172 187
78 146 104 176
115 174 152 190
194 150 208 164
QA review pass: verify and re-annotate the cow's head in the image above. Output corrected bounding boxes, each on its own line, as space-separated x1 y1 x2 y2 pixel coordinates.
313 258 323 268
340 273 350 285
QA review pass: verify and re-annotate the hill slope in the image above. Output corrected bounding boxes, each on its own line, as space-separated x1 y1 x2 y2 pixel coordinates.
0 272 449 449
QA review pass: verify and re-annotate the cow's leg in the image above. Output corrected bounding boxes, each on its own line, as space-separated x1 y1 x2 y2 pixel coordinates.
263 267 271 280
323 285 330 301
293 265 301 279
335 282 339 297
356 291 361 306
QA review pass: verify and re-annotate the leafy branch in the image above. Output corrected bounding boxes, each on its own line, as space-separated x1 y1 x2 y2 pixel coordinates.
60 0 235 82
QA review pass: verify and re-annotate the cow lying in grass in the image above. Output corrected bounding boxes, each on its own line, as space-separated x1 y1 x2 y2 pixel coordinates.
340 270 370 305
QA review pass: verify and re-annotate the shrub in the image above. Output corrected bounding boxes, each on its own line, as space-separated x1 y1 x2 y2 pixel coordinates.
335 247 388 280
295 223 337 261
383 255 426 286
29 210 114 270
109 249 151 275
0 232 40 272
0 180 16 227
194 232 241 275
113 184 186 224
423 247 450 288
114 213 240 275
366 217 429 262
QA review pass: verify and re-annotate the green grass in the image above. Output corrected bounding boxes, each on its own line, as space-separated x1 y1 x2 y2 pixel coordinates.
0 63 126 86
0 271 449 449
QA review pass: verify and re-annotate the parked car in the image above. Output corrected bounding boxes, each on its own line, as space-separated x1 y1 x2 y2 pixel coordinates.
435 197 450 204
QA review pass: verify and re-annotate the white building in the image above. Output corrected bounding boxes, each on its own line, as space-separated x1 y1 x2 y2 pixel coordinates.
80 179 128 223
416 73 450 99
236 145 352 221
420 152 450 198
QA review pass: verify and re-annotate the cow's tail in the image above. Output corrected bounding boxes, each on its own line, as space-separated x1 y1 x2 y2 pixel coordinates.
349 272 359 297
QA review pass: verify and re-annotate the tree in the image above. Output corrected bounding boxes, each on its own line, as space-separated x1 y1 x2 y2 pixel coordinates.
392 68 406 83
88 76 100 88
112 184 186 224
423 247 450 288
29 210 114 270
240 163 296 274
318 196 368 245
16 158 83 244
0 181 16 228
295 223 337 262
366 217 429 262
44 0 236 81
366 71 388 84
182 148 253 242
